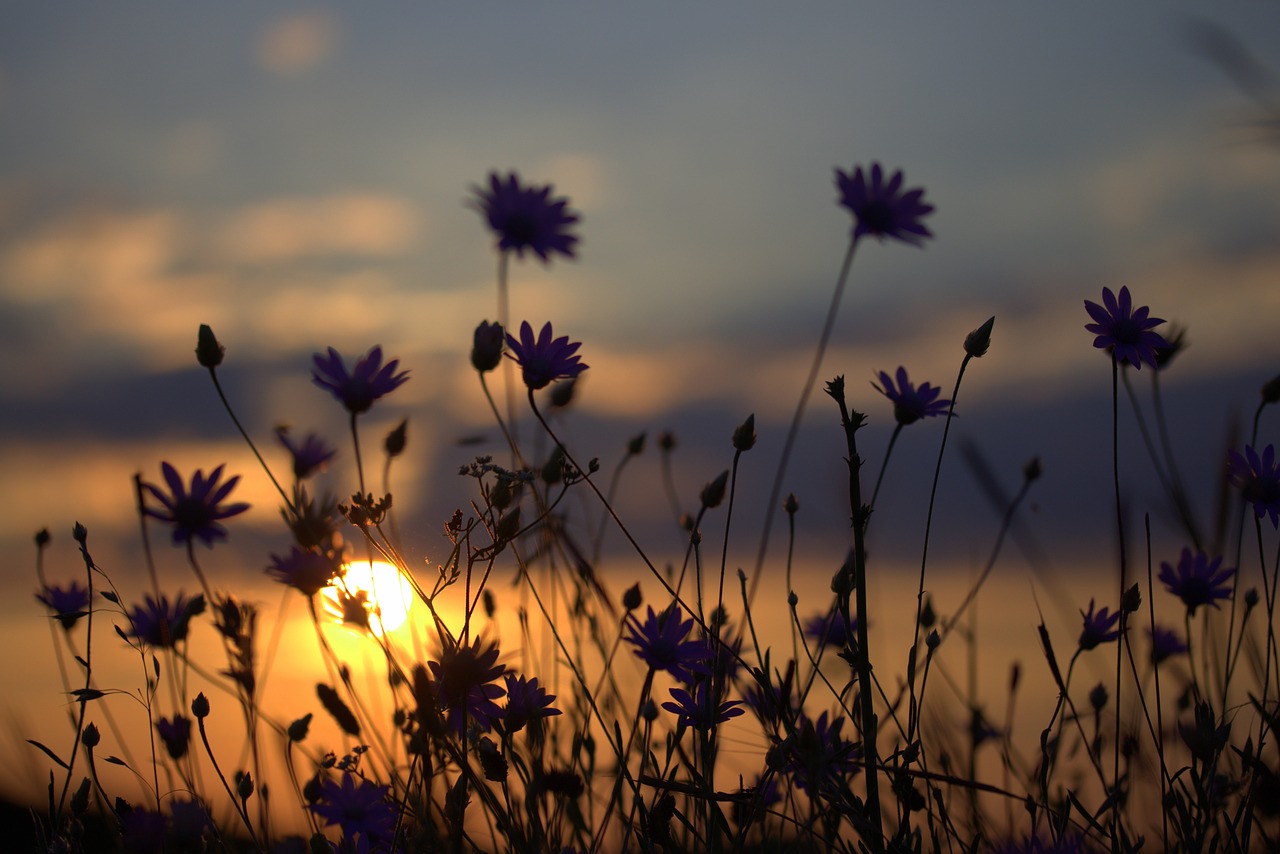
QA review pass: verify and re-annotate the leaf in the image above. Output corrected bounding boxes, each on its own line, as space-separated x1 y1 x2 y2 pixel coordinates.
70 688 105 702
100 590 119 604
316 684 360 737
103 756 131 769
26 739 69 770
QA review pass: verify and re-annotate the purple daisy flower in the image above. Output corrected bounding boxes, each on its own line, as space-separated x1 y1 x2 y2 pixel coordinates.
427 637 507 734
504 321 589 391
803 610 857 648
1147 624 1188 666
1158 548 1235 616
1228 444 1280 529
1077 598 1121 651
872 367 950 426
308 772 398 844
788 711 861 795
36 581 90 630
276 427 336 480
155 715 191 760
502 674 561 734
661 684 745 732
312 345 409 414
142 462 249 547
266 546 342 598
835 162 934 246
471 171 580 262
1083 286 1169 370
623 605 711 685
127 593 205 649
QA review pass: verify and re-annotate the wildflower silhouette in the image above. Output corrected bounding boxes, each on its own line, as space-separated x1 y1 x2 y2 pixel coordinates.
788 711 862 795
142 462 249 547
36 582 90 630
1077 599 1121 651
427 637 507 734
312 346 409 414
275 427 336 480
1228 443 1280 528
308 773 398 845
471 170 580 262
662 684 745 731
1083 285 1169 369
471 320 505 373
502 674 561 734
266 546 342 598
504 321 588 390
623 604 711 685
872 366 950 425
127 593 205 648
1147 625 1188 666
155 715 191 759
835 162 934 246
1158 548 1235 616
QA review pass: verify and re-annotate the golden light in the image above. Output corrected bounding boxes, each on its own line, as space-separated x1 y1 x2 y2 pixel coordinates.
321 559 414 635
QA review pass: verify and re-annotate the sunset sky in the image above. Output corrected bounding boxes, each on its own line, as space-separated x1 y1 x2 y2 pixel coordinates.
3 2 1280 810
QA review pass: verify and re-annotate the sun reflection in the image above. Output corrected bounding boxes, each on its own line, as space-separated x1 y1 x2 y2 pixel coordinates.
321 559 414 636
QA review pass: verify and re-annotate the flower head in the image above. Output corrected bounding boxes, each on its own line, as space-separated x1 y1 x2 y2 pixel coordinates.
1078 599 1121 651
142 462 249 547
1083 286 1169 370
276 427 336 480
36 582 90 630
427 637 507 734
835 163 934 246
308 773 398 845
505 321 588 391
312 346 409 414
1228 444 1280 529
266 546 342 598
661 684 745 731
872 367 950 426
1147 624 1187 666
788 711 862 795
155 715 191 760
471 171 580 262
1159 548 1235 616
502 674 561 734
623 605 711 684
128 593 205 648
804 610 857 649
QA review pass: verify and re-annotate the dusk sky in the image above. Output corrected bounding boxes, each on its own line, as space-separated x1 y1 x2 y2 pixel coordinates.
3 2 1280 809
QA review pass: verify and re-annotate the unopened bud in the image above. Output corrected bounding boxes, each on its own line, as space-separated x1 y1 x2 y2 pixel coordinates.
196 324 225 369
81 723 100 749
658 431 677 452
288 713 312 742
1122 583 1142 615
548 377 576 409
384 419 408 458
627 432 647 456
72 522 87 544
35 528 50 547
622 583 642 612
1262 372 1280 405
470 321 505 373
700 471 729 509
964 316 995 358
1089 683 1108 712
732 414 757 452
1023 457 1042 482
783 493 799 515
192 693 210 719
236 771 255 801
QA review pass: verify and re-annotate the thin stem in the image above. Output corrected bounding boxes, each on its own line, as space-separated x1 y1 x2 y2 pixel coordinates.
207 368 293 514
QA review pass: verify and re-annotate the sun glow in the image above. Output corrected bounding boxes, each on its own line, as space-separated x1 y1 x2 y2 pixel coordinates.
321 560 414 635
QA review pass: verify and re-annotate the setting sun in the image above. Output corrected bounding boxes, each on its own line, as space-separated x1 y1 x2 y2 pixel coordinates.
321 559 415 634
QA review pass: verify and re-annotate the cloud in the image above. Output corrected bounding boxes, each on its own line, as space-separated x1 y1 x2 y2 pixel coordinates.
256 10 341 77
216 194 423 264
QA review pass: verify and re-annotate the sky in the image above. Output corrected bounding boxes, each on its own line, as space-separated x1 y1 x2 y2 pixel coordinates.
2 0 1280 810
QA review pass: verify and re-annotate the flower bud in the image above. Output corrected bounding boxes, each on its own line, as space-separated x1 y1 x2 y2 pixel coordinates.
732 414 757 452
1023 457 1043 482
658 431 677 452
783 493 799 515
288 713 312 743
964 316 995 358
1245 587 1260 609
1122 583 1142 615
700 470 729 509
196 324 225 368
627 432 647 456
72 522 87 544
236 771 255 801
384 419 408 458
549 377 576 409
35 528 51 547
192 692 210 719
622 583 642 612
470 321 504 373
925 629 940 650
1089 683 1108 712
81 722 100 749
1262 373 1280 405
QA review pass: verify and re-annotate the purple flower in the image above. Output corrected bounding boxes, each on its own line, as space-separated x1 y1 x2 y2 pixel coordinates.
1077 598 1121 651
276 427 336 480
835 163 934 246
502 674 561 734
1083 286 1169 370
623 605 711 685
121 807 168 854
804 610 857 648
504 321 588 391
1147 625 1187 666
872 367 950 426
661 684 745 731
36 582 90 630
427 638 507 734
1228 444 1280 529
1159 548 1235 616
128 593 205 648
266 546 342 597
308 772 398 844
142 462 249 547
471 171 580 262
788 711 861 795
312 346 409 414
155 715 191 760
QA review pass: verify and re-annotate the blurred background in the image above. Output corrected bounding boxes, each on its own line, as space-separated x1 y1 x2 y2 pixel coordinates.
2 1 1280 821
